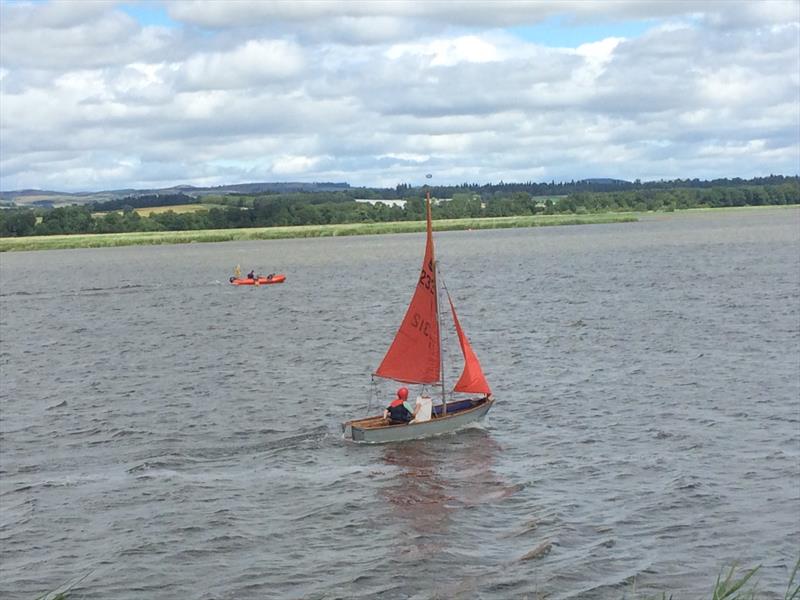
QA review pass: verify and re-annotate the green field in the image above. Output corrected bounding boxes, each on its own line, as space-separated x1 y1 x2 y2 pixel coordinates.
0 213 638 252
92 203 225 217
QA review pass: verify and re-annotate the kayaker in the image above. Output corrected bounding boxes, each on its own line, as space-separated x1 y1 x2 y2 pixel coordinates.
247 270 256 279
383 387 413 424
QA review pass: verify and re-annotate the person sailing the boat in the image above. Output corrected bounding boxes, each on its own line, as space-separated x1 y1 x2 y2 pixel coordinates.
383 387 414 424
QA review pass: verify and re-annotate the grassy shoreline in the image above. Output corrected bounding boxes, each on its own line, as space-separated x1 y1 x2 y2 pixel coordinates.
2 204 797 252
0 213 638 252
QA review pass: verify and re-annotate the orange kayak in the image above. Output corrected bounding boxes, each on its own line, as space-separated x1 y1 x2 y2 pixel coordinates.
229 274 286 285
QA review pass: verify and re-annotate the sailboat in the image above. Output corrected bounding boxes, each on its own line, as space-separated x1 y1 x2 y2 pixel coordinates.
342 193 494 443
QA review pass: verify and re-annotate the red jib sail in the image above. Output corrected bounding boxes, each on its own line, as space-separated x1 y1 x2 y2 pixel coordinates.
448 293 492 396
375 197 440 384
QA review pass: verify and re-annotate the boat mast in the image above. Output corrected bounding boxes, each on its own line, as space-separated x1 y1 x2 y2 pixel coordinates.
428 189 448 416
436 260 447 416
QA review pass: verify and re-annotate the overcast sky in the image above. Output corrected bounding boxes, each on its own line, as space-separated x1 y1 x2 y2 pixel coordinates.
1 0 798 192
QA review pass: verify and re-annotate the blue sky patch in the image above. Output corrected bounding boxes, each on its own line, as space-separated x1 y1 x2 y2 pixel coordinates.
510 15 655 47
120 2 176 28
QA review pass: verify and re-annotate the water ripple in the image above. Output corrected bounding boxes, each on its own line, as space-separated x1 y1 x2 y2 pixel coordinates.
1 211 798 599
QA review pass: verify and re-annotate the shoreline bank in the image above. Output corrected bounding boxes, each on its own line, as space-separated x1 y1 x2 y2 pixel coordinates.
1 205 797 252
0 213 638 252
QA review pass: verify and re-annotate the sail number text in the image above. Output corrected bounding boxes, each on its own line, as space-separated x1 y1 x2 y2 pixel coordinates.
411 312 433 339
418 267 435 296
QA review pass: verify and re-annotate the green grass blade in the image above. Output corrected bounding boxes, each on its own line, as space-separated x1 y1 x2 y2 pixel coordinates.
786 557 800 600
33 570 93 600
712 564 760 600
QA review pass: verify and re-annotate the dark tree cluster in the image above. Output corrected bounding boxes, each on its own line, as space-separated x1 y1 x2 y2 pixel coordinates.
0 177 797 237
91 193 197 212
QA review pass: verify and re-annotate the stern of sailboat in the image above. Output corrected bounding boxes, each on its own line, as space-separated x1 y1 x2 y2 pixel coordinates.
343 396 494 443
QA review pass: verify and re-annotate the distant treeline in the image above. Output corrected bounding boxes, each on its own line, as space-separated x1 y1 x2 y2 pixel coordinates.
1 177 797 237
92 193 198 211
87 174 800 209
398 174 799 198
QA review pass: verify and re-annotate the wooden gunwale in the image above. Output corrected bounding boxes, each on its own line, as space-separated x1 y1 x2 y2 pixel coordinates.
347 397 491 432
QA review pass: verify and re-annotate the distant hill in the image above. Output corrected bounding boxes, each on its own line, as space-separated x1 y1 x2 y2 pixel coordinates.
0 181 351 207
580 178 631 185
2 175 796 208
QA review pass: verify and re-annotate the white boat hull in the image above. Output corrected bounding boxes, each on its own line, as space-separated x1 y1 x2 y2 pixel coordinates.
343 398 494 443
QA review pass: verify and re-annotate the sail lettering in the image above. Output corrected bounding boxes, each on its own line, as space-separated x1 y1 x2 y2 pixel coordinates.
418 268 435 295
373 192 443 385
411 312 432 337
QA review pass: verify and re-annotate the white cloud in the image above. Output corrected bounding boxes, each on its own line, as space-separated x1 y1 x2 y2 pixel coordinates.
0 3 176 70
699 0 800 29
271 154 323 175
164 0 799 32
178 39 305 90
2 0 116 30
386 36 501 66
0 0 797 191
378 153 430 163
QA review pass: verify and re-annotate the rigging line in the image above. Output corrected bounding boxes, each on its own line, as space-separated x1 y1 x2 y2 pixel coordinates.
439 272 454 405
368 375 376 415
435 257 447 414
439 271 449 293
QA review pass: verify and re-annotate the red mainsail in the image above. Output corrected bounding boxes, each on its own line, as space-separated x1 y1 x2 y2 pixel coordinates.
375 197 441 384
448 293 492 396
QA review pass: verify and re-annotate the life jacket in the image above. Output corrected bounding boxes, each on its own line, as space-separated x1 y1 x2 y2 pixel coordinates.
387 400 413 422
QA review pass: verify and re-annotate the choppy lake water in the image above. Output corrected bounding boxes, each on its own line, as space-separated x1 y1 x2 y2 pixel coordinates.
1 208 799 599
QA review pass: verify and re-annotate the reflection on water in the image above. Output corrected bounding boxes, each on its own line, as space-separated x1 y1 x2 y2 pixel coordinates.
444 430 525 508
380 441 454 537
379 429 519 537
377 429 531 598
